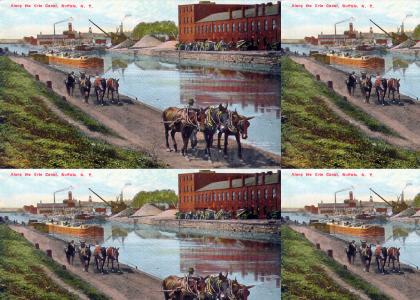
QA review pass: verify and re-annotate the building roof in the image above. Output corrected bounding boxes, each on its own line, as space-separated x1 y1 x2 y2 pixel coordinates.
197 172 279 192
196 3 279 23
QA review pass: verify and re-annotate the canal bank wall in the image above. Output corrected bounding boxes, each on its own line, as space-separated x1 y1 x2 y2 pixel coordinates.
112 217 280 243
110 48 281 74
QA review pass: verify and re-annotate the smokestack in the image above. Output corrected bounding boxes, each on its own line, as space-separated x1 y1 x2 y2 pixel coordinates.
68 191 73 202
349 191 353 201
68 22 73 32
229 9 232 20
349 22 353 33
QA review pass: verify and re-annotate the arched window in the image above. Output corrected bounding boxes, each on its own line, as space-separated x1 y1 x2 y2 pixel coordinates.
251 21 255 31
244 22 247 32
264 19 268 31
232 23 236 32
272 19 277 30
272 188 277 199
257 21 261 31
226 24 230 32
238 23 241 32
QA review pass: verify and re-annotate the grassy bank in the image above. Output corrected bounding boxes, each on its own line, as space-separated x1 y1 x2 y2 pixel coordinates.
0 224 108 300
0 56 160 168
281 226 391 300
281 56 420 168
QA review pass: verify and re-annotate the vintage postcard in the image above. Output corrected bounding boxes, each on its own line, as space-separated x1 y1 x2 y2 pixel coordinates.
0 169 280 299
0 0 281 169
281 0 420 168
281 169 420 299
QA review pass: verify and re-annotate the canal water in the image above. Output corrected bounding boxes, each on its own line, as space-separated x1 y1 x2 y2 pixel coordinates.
1 213 280 300
283 43 420 100
284 212 420 270
2 44 280 155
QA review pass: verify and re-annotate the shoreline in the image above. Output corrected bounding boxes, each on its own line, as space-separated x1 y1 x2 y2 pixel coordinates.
9 224 163 300
108 47 281 74
110 216 280 244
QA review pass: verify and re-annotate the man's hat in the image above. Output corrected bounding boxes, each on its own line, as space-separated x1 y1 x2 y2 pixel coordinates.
188 98 195 106
188 267 194 273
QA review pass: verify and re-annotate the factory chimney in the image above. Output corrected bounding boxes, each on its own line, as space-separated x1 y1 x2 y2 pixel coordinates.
349 22 354 33
68 22 73 32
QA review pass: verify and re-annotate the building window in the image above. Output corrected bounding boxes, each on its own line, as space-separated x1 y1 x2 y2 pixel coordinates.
222 192 225 201
222 24 225 32
218 193 221 201
251 22 255 31
226 24 230 32
251 190 255 200
201 25 204 33
244 190 247 200
272 19 277 30
217 25 221 32
213 192 216 201
257 190 261 200
226 192 229 200
257 21 261 31
264 19 268 31
265 189 268 200
244 22 247 32
214 25 217 32
238 23 241 32
272 188 277 199
232 23 235 32
238 191 241 200
233 192 236 201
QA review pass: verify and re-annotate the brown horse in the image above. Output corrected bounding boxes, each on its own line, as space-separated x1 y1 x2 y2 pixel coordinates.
217 111 254 160
94 77 107 105
162 107 207 158
162 275 205 300
387 78 401 102
106 247 119 271
106 78 120 104
387 247 401 272
229 279 254 300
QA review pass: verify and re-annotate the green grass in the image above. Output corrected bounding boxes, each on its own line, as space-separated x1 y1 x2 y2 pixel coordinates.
281 226 391 300
281 56 420 168
0 224 108 300
0 56 161 168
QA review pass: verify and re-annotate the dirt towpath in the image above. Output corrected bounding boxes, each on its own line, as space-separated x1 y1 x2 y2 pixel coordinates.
10 56 280 168
291 56 420 150
10 225 162 300
290 225 420 300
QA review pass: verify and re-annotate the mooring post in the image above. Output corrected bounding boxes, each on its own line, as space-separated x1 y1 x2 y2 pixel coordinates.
316 243 320 249
46 81 52 89
46 249 52 258
316 74 320 81
35 74 39 81
327 249 333 257
35 243 39 249
327 81 334 89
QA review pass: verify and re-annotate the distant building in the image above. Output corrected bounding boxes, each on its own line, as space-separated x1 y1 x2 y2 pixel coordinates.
178 170 280 218
178 1 280 49
306 191 389 215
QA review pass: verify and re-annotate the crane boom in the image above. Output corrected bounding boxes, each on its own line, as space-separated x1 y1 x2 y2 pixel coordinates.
89 188 112 207
369 188 393 206
369 19 394 39
89 19 112 38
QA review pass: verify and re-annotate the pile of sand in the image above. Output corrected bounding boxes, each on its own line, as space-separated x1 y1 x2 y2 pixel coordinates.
109 207 136 219
131 35 162 49
111 39 135 50
154 209 178 220
152 40 178 50
391 207 416 219
131 203 162 218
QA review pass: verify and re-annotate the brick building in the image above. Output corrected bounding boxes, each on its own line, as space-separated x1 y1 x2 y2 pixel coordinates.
178 1 280 49
178 170 280 218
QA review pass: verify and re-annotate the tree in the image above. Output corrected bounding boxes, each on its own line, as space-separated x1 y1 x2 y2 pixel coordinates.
413 193 420 208
131 21 178 41
131 189 178 208
413 25 420 40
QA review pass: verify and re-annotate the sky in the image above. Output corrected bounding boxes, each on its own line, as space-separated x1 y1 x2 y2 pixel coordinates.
0 169 275 208
282 169 420 208
0 0 267 39
282 0 420 39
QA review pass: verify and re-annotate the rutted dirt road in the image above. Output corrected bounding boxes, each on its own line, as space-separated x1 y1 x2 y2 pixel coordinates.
291 225 420 300
291 56 420 150
10 56 280 168
10 225 162 300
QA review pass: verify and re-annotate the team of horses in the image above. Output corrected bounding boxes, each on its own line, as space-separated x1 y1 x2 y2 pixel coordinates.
162 272 254 300
346 241 401 274
65 72 120 105
162 105 254 161
346 73 401 105
72 242 120 273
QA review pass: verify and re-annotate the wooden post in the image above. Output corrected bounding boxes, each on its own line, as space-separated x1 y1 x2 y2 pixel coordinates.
20 64 24 68
62 96 66 101
46 249 52 258
327 81 333 89
35 243 39 249
301 64 305 68
301 232 305 237
46 81 52 89
316 243 320 249
327 249 333 257
316 74 320 81
20 233 24 236
62 265 67 270
35 74 39 81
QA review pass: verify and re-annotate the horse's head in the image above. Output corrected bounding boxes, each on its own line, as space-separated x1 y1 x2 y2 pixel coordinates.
196 107 208 131
237 115 254 139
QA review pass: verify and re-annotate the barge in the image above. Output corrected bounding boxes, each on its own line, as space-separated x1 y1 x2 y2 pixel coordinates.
30 221 104 238
327 222 384 237
46 53 104 68
311 52 385 69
